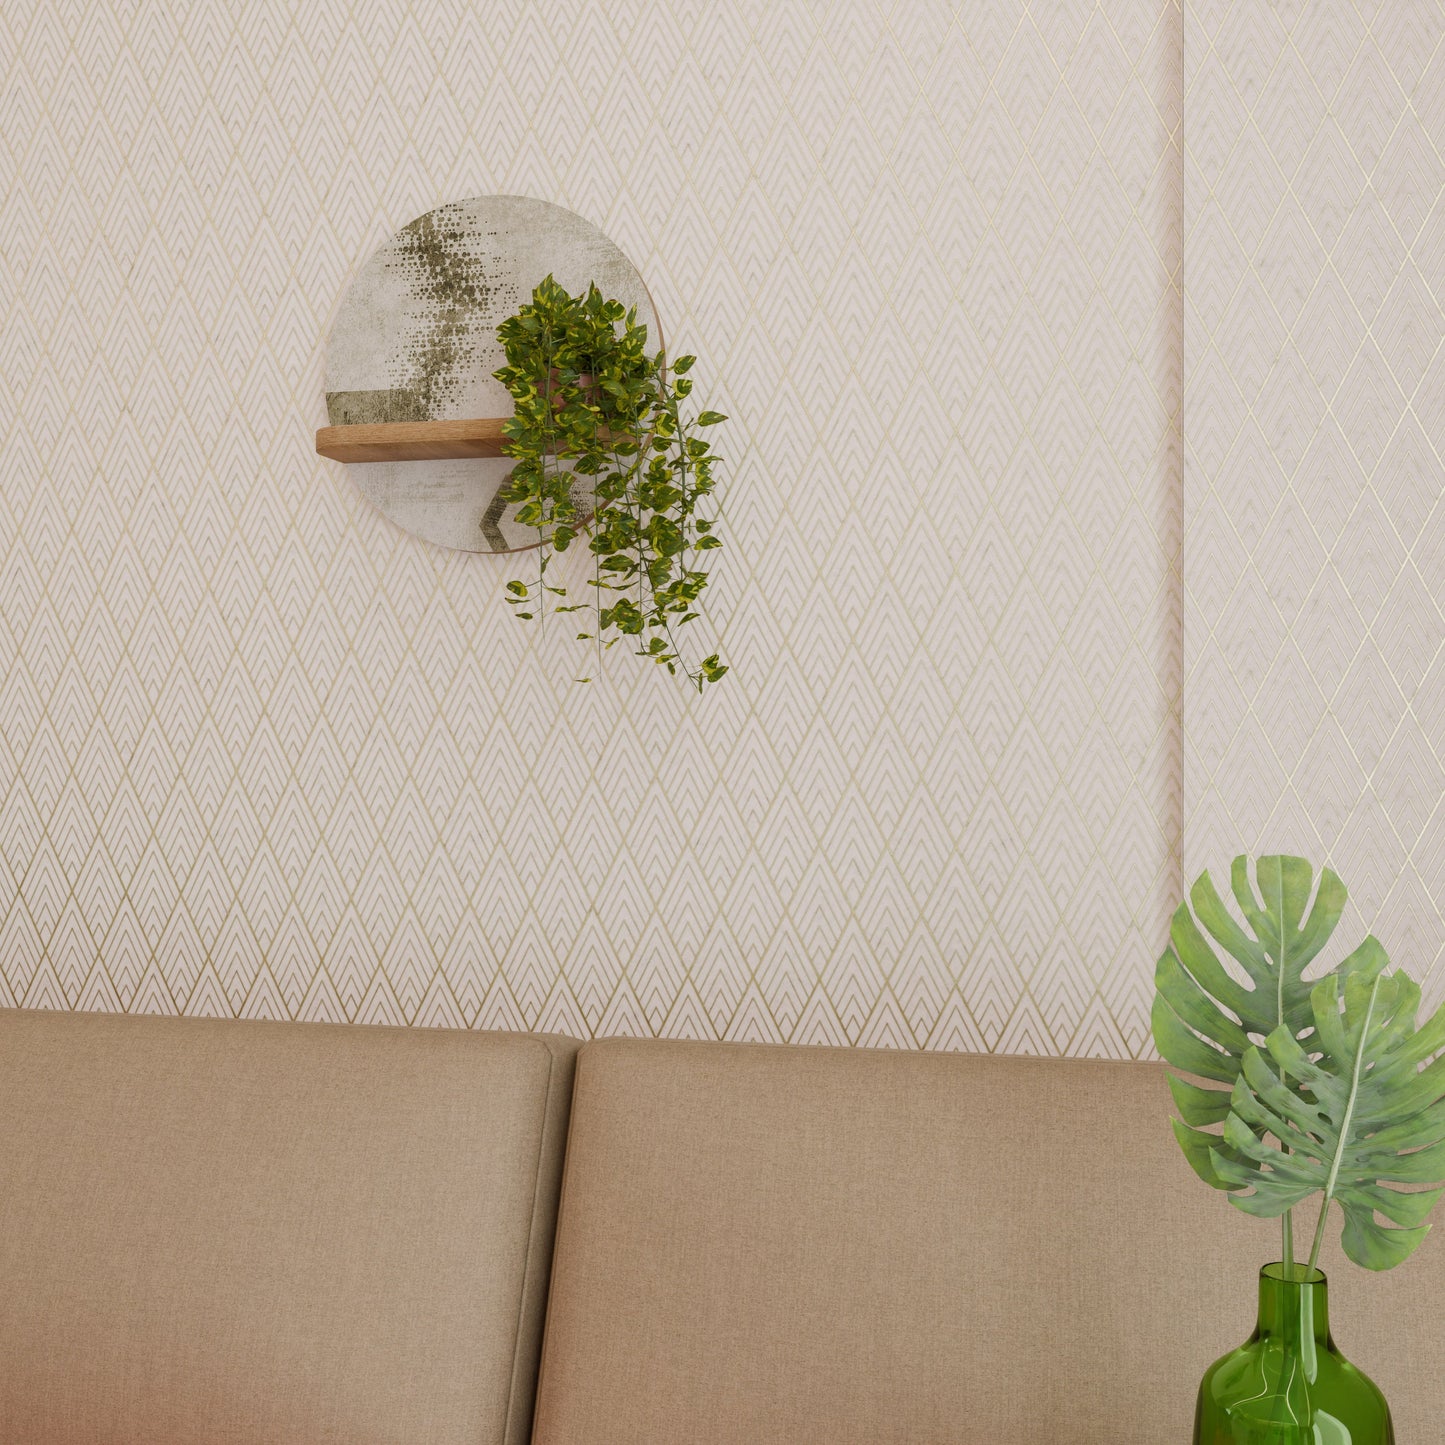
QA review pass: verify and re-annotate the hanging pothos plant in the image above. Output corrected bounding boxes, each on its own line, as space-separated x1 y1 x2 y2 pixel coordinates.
491 274 727 690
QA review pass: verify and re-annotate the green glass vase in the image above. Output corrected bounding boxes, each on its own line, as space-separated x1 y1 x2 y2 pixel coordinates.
1194 1264 1393 1444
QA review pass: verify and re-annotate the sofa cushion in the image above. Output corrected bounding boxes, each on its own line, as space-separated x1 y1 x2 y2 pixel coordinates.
0 1009 576 1445
531 1037 1445 1444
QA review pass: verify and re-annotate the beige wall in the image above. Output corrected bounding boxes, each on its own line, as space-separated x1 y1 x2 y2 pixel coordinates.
1183 1 1445 983
0 1 1181 1053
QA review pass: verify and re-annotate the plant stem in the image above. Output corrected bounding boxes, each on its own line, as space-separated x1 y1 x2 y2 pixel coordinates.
538 326 556 632
1307 1204 1329 1278
586 403 617 674
1270 860 1296 1279
673 388 691 576
605 410 696 686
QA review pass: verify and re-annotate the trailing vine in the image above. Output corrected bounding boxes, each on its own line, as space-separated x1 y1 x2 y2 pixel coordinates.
492 275 727 690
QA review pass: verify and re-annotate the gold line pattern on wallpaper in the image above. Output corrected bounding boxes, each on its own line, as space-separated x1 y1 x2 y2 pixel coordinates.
1183 0 1445 989
0 1 1181 1054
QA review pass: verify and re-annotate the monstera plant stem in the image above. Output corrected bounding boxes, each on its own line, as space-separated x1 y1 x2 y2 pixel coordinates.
1274 869 1297 1279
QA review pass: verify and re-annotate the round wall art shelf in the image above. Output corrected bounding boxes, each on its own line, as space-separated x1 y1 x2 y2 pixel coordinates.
317 194 659 552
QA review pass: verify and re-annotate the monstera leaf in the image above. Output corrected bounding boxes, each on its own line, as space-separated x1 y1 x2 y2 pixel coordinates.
1216 954 1445 1271
1152 855 1347 1188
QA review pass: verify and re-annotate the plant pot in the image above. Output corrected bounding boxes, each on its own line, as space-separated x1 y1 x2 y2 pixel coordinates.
541 367 600 407
1194 1264 1393 1443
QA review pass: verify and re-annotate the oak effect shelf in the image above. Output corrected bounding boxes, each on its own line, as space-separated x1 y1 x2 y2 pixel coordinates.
315 417 509 463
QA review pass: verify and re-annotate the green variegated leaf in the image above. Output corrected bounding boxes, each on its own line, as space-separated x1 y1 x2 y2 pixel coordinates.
1153 855 1347 1187
1218 964 1445 1271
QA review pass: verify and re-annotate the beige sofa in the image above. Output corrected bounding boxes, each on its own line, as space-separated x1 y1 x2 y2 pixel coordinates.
2 1010 1441 1442
0 1011 577 1445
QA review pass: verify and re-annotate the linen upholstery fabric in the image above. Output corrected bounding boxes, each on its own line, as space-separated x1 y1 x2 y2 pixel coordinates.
0 1009 577 1445
532 1038 1445 1444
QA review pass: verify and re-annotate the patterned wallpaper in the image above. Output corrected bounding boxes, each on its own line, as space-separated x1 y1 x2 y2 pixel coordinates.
1183 1 1445 985
0 1 1182 1054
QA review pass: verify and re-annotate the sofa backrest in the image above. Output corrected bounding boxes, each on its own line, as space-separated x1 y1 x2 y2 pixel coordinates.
531 1037 1445 1444
0 1009 577 1445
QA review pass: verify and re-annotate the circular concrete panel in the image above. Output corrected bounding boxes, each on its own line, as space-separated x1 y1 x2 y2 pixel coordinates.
324 195 659 553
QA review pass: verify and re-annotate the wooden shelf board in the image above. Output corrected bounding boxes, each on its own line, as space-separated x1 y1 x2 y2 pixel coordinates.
316 417 509 463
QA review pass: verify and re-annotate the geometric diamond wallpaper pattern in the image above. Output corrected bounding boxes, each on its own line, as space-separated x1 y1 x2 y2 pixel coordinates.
1183 0 1445 992
0 1 1182 1056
